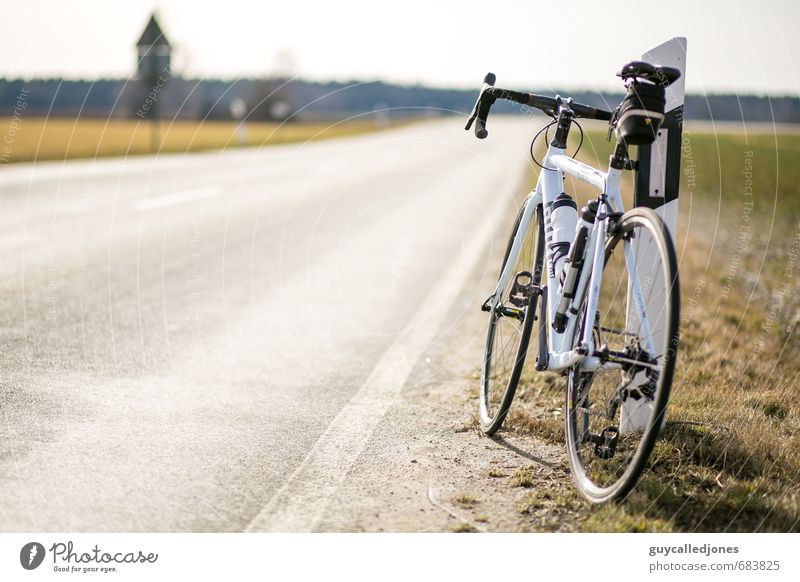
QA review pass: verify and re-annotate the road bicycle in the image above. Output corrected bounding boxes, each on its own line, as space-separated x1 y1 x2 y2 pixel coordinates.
466 61 681 502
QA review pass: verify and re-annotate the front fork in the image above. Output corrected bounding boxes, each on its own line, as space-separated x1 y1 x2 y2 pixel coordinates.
486 191 540 311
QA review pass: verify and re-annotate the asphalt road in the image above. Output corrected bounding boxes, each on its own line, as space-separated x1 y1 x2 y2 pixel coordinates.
0 117 532 531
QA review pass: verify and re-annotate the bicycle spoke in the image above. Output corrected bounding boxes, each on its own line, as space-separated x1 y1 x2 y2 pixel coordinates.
566 210 679 502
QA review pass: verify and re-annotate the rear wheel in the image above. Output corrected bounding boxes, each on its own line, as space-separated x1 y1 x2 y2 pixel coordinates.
479 201 544 435
565 207 679 502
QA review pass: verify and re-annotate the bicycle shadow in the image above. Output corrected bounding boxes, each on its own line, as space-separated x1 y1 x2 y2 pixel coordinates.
490 434 560 469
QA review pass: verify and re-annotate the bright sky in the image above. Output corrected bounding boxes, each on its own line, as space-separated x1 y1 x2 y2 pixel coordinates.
1 0 798 96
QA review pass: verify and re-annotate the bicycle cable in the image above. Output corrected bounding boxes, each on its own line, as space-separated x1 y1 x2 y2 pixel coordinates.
530 119 558 171
571 119 584 159
530 117 586 170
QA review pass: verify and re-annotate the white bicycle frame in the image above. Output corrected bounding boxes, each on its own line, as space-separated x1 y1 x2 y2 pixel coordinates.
491 142 657 374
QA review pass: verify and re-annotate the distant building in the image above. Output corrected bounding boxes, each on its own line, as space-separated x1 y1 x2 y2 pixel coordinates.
114 13 292 121
136 14 171 80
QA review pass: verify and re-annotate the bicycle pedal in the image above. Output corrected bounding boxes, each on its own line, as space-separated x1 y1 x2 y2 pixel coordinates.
509 271 535 308
480 294 495 312
496 305 524 321
591 426 619 459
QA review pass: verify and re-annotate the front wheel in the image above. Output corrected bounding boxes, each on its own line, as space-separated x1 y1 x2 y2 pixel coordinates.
565 207 680 502
479 201 544 435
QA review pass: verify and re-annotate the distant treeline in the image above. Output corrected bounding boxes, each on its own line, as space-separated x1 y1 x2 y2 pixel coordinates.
1 77 798 123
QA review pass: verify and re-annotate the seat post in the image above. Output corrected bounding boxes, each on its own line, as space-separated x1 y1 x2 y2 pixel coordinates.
609 140 629 171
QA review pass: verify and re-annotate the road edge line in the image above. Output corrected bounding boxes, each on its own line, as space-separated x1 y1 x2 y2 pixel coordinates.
244 170 522 533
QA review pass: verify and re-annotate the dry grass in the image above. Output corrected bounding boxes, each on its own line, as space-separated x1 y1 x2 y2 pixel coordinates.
0 116 391 164
516 492 545 514
510 466 537 488
503 373 564 444
449 522 477 533
451 493 479 508
503 128 800 532
484 468 507 478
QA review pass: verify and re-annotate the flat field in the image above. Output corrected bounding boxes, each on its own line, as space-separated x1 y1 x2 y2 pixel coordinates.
0 116 385 164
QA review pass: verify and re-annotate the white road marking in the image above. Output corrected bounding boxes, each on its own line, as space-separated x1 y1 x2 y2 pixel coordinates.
134 185 221 211
244 178 513 533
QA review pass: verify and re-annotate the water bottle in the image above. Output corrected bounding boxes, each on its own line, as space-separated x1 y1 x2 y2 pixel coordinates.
548 193 578 284
553 200 597 333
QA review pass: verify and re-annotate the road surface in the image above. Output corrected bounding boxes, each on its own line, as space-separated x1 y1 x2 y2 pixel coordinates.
0 117 533 531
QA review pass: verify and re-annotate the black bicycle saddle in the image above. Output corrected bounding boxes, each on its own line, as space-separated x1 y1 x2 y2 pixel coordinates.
617 61 681 86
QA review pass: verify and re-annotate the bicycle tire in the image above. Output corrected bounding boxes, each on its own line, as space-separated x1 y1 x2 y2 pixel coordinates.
479 201 544 435
565 207 680 502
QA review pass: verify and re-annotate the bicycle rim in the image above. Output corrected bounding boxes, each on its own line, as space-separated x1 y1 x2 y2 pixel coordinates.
565 208 679 502
479 203 544 434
